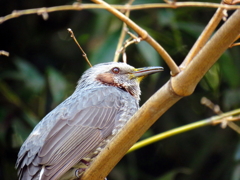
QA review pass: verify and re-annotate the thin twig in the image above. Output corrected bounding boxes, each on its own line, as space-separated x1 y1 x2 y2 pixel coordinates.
201 97 223 114
200 97 240 131
113 25 129 62
230 42 240 47
118 36 141 55
223 118 240 133
181 4 225 68
0 50 9 57
117 37 141 64
91 0 180 76
128 108 240 153
1 2 240 24
80 9 240 180
113 0 135 62
224 0 240 5
229 34 240 47
118 32 142 55
67 28 92 67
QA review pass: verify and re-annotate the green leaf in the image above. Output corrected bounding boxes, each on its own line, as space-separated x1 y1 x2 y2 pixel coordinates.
223 88 240 110
89 30 120 65
0 81 23 108
219 51 240 88
12 118 32 147
177 22 205 38
0 81 39 127
13 58 45 93
234 142 240 161
157 168 191 180
137 41 161 66
200 63 220 91
232 164 240 180
157 9 175 27
47 67 68 105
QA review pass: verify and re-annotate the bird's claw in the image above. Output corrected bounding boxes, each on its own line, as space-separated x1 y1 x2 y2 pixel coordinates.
75 168 86 178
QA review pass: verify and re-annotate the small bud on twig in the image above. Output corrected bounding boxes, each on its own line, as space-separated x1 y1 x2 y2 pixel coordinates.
0 50 10 57
67 28 92 67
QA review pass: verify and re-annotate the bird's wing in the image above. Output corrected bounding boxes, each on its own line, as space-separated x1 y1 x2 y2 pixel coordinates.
17 87 125 180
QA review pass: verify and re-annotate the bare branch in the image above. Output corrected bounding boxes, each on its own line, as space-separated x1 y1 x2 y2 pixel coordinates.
230 42 240 47
113 0 135 62
200 97 240 132
67 28 92 67
0 50 9 57
229 34 240 47
181 5 225 68
201 97 223 114
80 9 240 180
117 33 141 57
224 0 240 4
172 9 240 97
37 7 49 20
1 2 240 24
128 108 240 153
91 0 180 76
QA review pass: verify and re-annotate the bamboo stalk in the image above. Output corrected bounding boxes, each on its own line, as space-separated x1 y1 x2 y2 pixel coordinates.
80 9 240 180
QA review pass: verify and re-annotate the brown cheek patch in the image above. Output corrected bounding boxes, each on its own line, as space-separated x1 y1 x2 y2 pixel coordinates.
96 73 114 84
96 73 135 98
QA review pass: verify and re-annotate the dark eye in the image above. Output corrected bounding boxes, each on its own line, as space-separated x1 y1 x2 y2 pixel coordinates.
112 67 120 74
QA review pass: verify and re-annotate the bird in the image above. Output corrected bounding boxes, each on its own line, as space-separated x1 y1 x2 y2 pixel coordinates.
16 62 163 180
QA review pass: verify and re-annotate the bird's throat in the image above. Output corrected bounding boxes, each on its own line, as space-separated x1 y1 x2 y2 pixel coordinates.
96 73 135 97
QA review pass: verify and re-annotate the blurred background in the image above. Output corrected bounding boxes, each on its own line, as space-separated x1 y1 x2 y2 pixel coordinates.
0 0 240 179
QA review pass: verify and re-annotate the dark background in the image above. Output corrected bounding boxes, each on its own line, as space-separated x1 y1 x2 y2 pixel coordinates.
0 0 240 180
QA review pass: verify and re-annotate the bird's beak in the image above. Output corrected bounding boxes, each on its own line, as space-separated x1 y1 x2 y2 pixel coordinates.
132 66 164 79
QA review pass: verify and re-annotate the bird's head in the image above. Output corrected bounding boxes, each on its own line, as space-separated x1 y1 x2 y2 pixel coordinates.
77 62 163 100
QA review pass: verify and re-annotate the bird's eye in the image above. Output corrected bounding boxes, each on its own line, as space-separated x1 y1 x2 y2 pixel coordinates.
112 67 120 74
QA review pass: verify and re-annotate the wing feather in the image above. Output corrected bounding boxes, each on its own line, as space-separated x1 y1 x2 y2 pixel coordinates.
39 107 118 164
43 129 103 178
17 86 128 180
